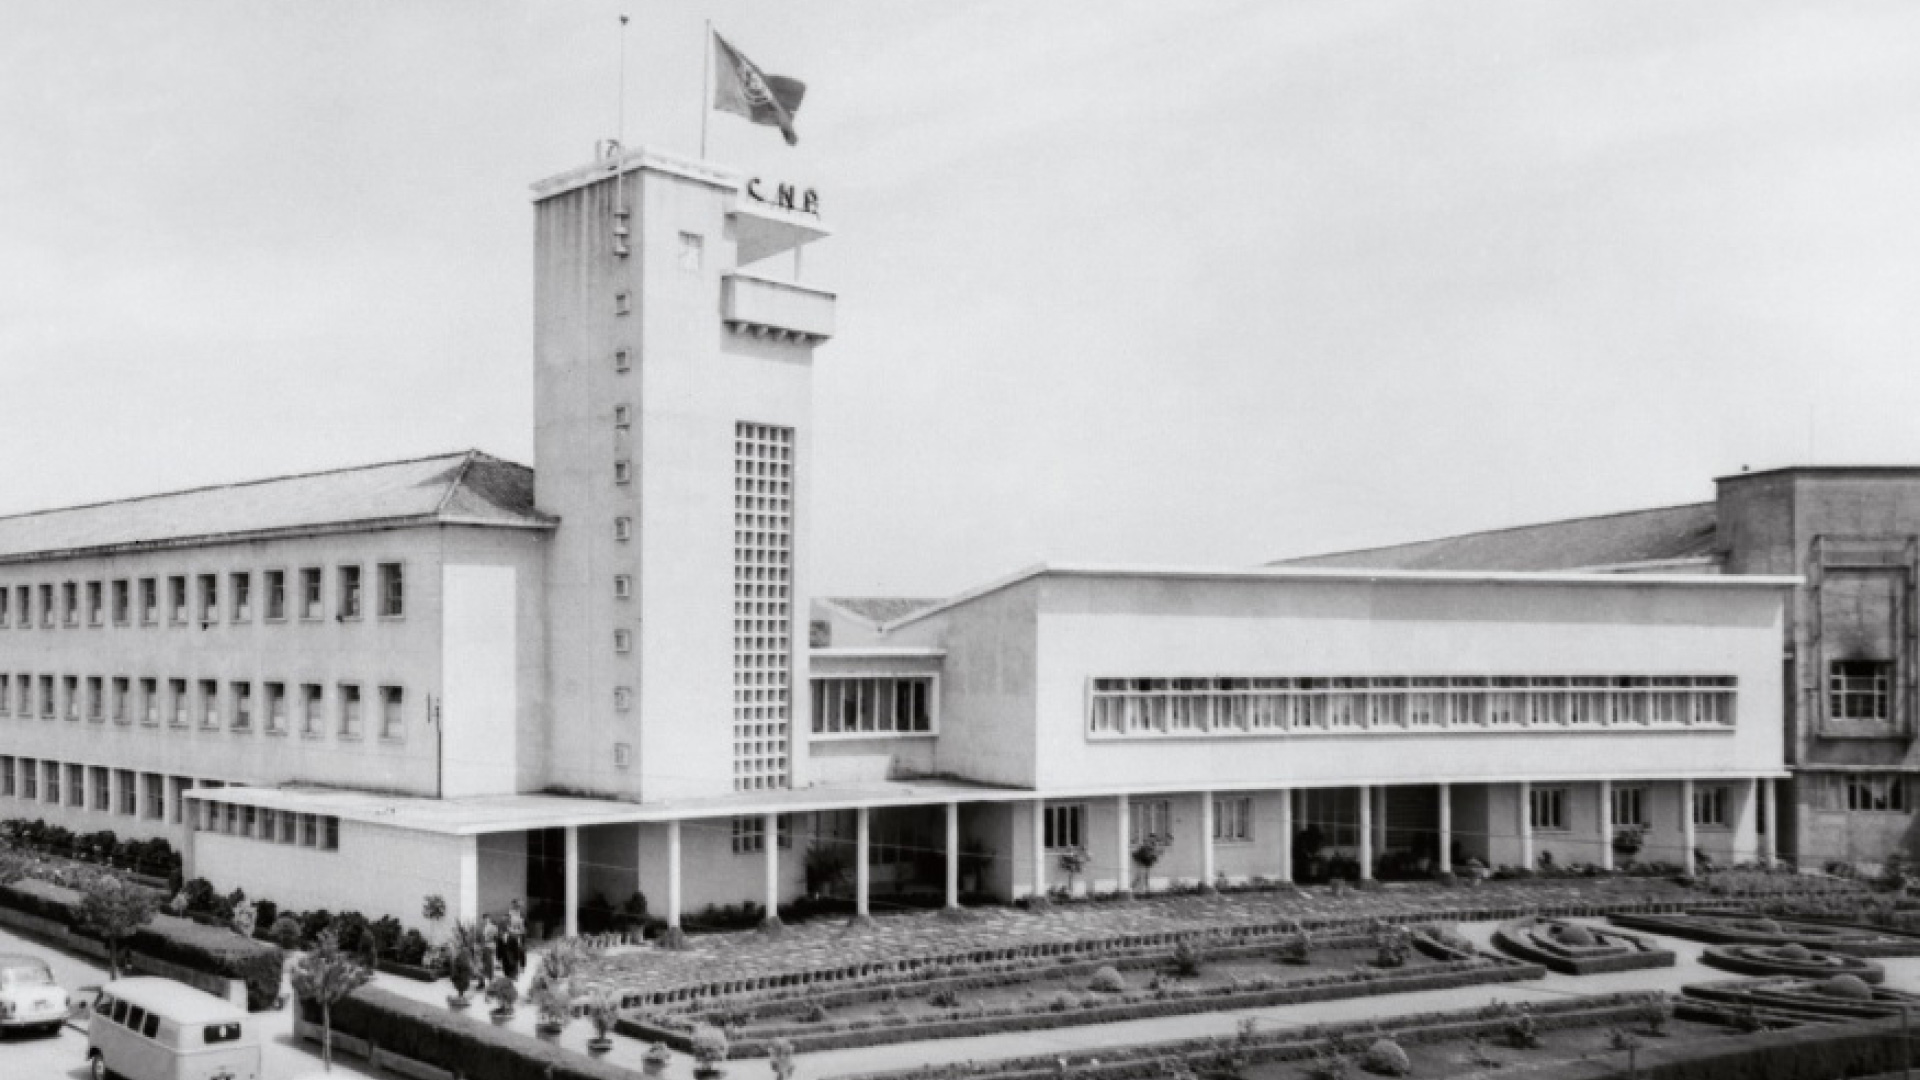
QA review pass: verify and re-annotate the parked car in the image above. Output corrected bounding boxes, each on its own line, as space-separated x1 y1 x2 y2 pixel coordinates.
88 977 259 1080
0 952 70 1036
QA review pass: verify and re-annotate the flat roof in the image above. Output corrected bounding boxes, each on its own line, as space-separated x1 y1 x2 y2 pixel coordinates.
885 561 1802 632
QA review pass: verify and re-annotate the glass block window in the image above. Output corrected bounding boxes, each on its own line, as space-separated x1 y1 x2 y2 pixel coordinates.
733 422 793 791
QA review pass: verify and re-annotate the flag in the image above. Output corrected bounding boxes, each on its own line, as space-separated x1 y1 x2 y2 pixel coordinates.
711 31 805 146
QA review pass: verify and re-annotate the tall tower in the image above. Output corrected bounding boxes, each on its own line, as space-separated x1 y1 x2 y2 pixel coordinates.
531 148 834 801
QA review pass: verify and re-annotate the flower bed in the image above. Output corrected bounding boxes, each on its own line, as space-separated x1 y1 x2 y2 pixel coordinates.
1683 975 1920 1023
1491 916 1675 975
1699 941 1885 984
1609 911 1920 957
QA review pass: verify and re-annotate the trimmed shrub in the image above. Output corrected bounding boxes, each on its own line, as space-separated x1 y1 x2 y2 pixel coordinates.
1361 1038 1409 1077
1778 943 1811 961
131 913 285 1011
1557 924 1595 947
1820 974 1873 1001
1088 966 1125 993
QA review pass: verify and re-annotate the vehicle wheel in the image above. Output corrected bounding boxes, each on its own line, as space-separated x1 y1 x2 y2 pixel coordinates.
90 1050 112 1080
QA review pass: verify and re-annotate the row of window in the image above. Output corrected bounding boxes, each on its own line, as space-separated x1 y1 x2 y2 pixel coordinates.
810 676 935 736
192 799 340 851
0 563 404 630
0 756 212 825
1044 797 1257 852
0 672 408 740
1805 772 1913 813
1529 784 1734 831
1087 675 1738 737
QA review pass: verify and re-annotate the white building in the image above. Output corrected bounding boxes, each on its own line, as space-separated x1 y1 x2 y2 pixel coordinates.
0 148 1794 934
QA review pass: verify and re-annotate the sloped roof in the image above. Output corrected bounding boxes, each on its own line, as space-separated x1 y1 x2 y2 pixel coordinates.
0 450 553 562
819 597 944 627
1269 502 1720 573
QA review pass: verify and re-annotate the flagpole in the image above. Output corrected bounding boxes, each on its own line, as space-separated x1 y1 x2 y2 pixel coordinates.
699 19 712 160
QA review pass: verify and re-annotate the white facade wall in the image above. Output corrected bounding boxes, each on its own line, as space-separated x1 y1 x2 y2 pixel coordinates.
194 819 470 927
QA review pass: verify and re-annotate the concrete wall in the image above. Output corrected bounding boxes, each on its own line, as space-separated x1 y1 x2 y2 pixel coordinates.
882 583 1040 788
194 819 467 930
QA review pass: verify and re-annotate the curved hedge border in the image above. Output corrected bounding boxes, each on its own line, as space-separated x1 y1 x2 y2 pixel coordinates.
1492 916 1675 975
1683 976 1920 1023
1610 911 1920 957
1700 943 1885 984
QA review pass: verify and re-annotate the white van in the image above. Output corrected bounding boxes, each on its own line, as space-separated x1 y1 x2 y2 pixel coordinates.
86 977 260 1080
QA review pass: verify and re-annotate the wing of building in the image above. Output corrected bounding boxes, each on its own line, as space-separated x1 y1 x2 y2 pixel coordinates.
0 148 1816 936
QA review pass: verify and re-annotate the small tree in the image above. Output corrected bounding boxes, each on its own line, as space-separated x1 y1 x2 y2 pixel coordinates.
422 893 448 951
1132 838 1165 895
486 974 520 1017
691 1026 730 1078
586 990 620 1052
291 930 373 1073
1057 846 1091 895
77 874 160 979
769 1037 796 1080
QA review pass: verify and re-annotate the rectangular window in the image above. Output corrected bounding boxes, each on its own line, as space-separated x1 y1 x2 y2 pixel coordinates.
1213 796 1253 843
139 578 157 625
1830 660 1892 721
323 816 339 851
1129 798 1173 845
168 576 187 625
65 763 83 807
809 676 936 735
63 676 78 720
39 583 53 628
303 813 319 847
111 580 129 625
197 574 218 625
614 517 632 541
339 683 362 737
86 581 103 626
143 773 164 820
116 769 135 817
1693 785 1729 827
112 677 129 723
11 586 24 629
300 568 323 619
380 686 403 740
730 816 772 854
613 686 632 711
91 766 110 811
0 673 8 717
199 680 219 728
377 563 403 617
140 679 158 725
264 570 286 620
613 629 632 653
265 682 286 734
614 348 631 373
169 680 188 726
13 674 24 717
1610 786 1647 828
21 759 36 800
613 575 632 599
0 586 8 628
614 460 632 484
338 566 362 619
1845 773 1909 813
614 404 631 428
62 581 78 626
1529 787 1568 831
0 756 12 797
86 677 103 721
1043 803 1086 850
230 572 251 622
38 675 54 719
231 682 252 731
301 684 324 736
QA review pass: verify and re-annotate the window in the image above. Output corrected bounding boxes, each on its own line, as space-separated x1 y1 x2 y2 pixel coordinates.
21 759 36 800
111 580 129 626
230 572 251 622
613 629 632 653
0 673 8 717
1846 773 1909 813
11 586 24 629
1529 787 1568 831
141 679 158 724
728 815 791 854
339 683 362 737
38 583 53 628
231 682 252 731
614 348 631 373
139 578 157 625
116 769 135 817
1130 799 1173 844
86 677 102 721
614 517 632 541
613 575 632 599
65 763 83 807
614 290 631 315
199 680 219 728
1043 803 1086 850
300 568 323 619
62 581 78 626
168 576 187 625
143 773 164 820
679 232 704 271
0 586 8 627
337 566 362 619
85 581 102 626
614 460 632 484
301 684 324 736
1830 660 1892 721
13 674 24 717
169 778 189 824
265 683 286 734
1610 786 1647 828
1214 796 1253 843
197 574 218 625
91 766 109 811
63 676 78 720
613 686 632 711
614 404 631 429
204 1023 242 1045
377 563 403 617
264 570 286 620
0 757 11 797
111 678 129 723
1693 785 1729 827
380 686 403 740
168 679 188 726
810 677 935 735
38 675 54 719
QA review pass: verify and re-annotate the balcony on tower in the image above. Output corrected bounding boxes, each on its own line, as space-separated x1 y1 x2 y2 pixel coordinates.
722 273 836 345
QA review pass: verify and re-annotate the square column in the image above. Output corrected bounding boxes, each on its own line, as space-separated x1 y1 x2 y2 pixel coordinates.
1763 779 1778 864
1599 779 1615 872
1356 785 1373 881
1736 777 1761 864
762 812 781 919
1030 800 1047 899
1374 786 1389 864
563 825 580 938
1436 783 1451 875
854 806 871 917
457 835 479 922
1681 779 1697 876
1198 791 1215 889
1517 781 1533 870
1115 794 1132 896
1276 789 1293 885
944 802 960 908
664 820 683 929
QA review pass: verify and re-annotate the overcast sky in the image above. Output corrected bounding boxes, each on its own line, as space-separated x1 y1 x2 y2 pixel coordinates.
4 2 1918 597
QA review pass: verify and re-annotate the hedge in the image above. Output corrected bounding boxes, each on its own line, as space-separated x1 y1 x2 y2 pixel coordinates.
1508 1015 1915 1080
0 876 284 1011
1610 911 1920 957
312 985 637 1080
1491 917 1676 975
1698 943 1885 984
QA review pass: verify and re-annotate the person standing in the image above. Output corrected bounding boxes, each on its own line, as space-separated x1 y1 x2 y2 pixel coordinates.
480 914 500 981
505 899 528 975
